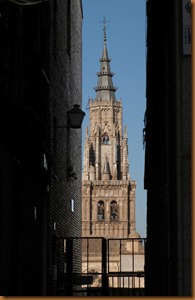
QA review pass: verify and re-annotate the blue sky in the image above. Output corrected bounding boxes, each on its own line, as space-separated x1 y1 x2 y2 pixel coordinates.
82 0 147 238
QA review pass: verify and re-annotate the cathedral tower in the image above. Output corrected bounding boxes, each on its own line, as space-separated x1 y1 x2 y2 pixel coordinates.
82 23 140 239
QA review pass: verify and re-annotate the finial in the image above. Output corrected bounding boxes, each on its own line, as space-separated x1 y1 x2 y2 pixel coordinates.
99 16 110 44
85 127 88 137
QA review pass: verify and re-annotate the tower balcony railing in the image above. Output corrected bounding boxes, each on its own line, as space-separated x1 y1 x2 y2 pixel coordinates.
93 85 118 92
96 71 115 76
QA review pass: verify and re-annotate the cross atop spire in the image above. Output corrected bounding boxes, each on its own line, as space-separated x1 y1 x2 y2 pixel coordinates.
99 16 110 44
94 16 117 101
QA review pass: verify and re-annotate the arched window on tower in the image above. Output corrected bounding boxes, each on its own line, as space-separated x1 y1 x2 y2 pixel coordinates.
102 133 109 144
110 200 118 221
98 201 104 220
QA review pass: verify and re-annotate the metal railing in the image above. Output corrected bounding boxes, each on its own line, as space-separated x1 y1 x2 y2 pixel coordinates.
54 237 146 296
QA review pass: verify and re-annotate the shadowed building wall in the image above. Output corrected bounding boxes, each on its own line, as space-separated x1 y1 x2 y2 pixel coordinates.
144 0 191 296
0 0 83 296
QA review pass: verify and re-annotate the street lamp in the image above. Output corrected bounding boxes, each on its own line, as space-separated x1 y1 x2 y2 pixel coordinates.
67 104 85 129
57 104 85 129
54 104 85 181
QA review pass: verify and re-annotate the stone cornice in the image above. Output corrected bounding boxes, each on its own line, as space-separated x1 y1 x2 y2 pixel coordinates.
82 179 135 189
89 99 122 108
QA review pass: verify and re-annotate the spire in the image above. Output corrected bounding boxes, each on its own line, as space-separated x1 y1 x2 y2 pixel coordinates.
94 17 117 101
85 127 88 139
124 126 128 139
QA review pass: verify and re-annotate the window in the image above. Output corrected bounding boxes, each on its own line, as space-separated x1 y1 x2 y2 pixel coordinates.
184 26 191 45
102 133 109 144
110 201 118 221
70 199 74 212
98 201 104 220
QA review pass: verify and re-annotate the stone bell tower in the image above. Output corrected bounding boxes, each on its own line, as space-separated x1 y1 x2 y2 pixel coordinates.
82 22 140 240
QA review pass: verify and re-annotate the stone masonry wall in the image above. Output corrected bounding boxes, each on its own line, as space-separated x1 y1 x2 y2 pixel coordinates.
48 0 83 294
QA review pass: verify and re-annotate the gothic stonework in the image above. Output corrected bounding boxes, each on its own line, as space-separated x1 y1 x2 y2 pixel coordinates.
82 30 140 240
82 26 143 288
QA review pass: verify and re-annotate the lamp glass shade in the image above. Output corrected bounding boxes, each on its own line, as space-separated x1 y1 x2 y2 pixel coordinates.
67 104 85 128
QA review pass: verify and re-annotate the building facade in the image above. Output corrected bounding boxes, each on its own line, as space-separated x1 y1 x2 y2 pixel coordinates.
82 26 144 290
82 27 139 241
0 0 83 296
144 0 191 296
